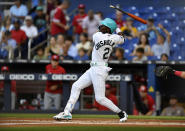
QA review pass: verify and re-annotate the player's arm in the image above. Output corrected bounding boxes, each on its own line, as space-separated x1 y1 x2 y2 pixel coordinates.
53 10 69 30
158 24 171 43
53 21 69 30
174 71 185 79
110 28 125 44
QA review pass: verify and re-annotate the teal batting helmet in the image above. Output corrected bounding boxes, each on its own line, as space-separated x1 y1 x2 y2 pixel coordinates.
100 18 117 33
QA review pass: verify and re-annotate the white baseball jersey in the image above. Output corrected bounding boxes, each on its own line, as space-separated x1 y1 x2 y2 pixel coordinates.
92 32 125 62
64 31 125 115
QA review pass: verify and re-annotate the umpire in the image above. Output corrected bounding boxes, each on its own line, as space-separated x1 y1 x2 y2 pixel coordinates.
44 55 66 110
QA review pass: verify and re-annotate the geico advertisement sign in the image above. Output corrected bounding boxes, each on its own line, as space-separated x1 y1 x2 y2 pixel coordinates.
106 75 121 81
52 74 78 80
9 74 35 80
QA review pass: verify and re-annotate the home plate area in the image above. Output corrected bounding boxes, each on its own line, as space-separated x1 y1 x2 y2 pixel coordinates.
0 118 185 127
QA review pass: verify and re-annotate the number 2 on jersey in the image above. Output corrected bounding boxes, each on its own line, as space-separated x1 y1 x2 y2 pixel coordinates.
103 48 110 59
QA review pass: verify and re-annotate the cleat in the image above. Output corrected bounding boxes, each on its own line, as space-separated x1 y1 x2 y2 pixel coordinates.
53 112 72 121
118 111 128 122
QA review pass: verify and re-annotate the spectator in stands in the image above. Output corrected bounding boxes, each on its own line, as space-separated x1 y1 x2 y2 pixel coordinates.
115 10 125 29
65 36 78 58
0 66 16 110
161 53 168 61
0 31 17 59
1 16 14 33
121 17 138 39
33 47 47 60
11 20 27 45
0 36 9 59
47 0 60 23
56 34 65 55
93 84 118 111
21 16 38 38
95 11 103 20
161 95 184 116
44 55 66 110
114 48 125 60
74 48 89 61
82 10 100 40
45 37 61 58
28 0 44 17
133 47 147 61
134 85 155 115
132 33 152 56
151 24 171 57
72 4 87 43
34 6 47 32
60 44 73 60
11 20 28 59
50 0 70 36
10 0 28 22
76 33 92 56
138 18 159 40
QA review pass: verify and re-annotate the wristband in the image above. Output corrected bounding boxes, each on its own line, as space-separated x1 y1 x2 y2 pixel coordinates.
174 71 182 77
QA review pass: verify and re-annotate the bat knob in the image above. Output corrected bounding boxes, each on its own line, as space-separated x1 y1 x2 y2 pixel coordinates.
109 5 115 8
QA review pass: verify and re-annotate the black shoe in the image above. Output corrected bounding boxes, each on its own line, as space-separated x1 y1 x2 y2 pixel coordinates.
118 111 128 122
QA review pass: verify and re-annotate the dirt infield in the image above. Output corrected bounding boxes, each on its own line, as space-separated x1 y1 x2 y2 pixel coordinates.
0 118 185 127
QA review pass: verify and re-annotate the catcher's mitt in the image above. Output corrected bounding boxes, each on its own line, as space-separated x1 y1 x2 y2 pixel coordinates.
155 66 174 79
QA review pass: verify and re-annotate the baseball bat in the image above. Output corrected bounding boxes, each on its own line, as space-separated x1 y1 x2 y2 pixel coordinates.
110 5 147 24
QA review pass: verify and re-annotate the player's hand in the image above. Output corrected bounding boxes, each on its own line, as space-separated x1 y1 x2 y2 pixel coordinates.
117 32 125 37
50 85 58 91
155 66 174 79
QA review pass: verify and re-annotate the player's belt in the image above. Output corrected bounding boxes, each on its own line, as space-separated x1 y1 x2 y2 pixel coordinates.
90 62 108 67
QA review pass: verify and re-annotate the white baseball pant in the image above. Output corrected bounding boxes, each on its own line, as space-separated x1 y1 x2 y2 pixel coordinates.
64 66 121 114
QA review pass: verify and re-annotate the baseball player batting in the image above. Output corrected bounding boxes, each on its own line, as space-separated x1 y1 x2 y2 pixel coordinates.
155 66 185 79
53 18 128 122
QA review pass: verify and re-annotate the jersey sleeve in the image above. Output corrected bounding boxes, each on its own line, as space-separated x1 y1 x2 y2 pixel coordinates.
92 32 101 43
110 34 125 44
21 5 28 16
53 9 61 23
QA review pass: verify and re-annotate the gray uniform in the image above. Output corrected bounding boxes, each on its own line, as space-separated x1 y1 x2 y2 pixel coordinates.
161 106 185 116
44 92 62 110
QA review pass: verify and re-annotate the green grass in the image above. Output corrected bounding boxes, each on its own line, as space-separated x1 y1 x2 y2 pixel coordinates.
0 126 185 131
0 113 185 120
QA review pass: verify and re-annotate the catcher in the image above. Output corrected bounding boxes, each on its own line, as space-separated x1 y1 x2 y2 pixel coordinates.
155 66 185 79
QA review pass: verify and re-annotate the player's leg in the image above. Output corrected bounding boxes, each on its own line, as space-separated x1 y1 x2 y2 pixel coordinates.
44 92 53 110
64 69 92 113
53 69 92 120
91 68 121 113
54 94 62 110
90 67 128 122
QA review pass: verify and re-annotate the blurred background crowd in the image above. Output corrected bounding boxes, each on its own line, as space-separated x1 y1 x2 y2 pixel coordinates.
0 0 185 61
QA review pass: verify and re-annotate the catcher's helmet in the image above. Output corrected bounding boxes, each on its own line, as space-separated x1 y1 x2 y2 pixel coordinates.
100 18 117 33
